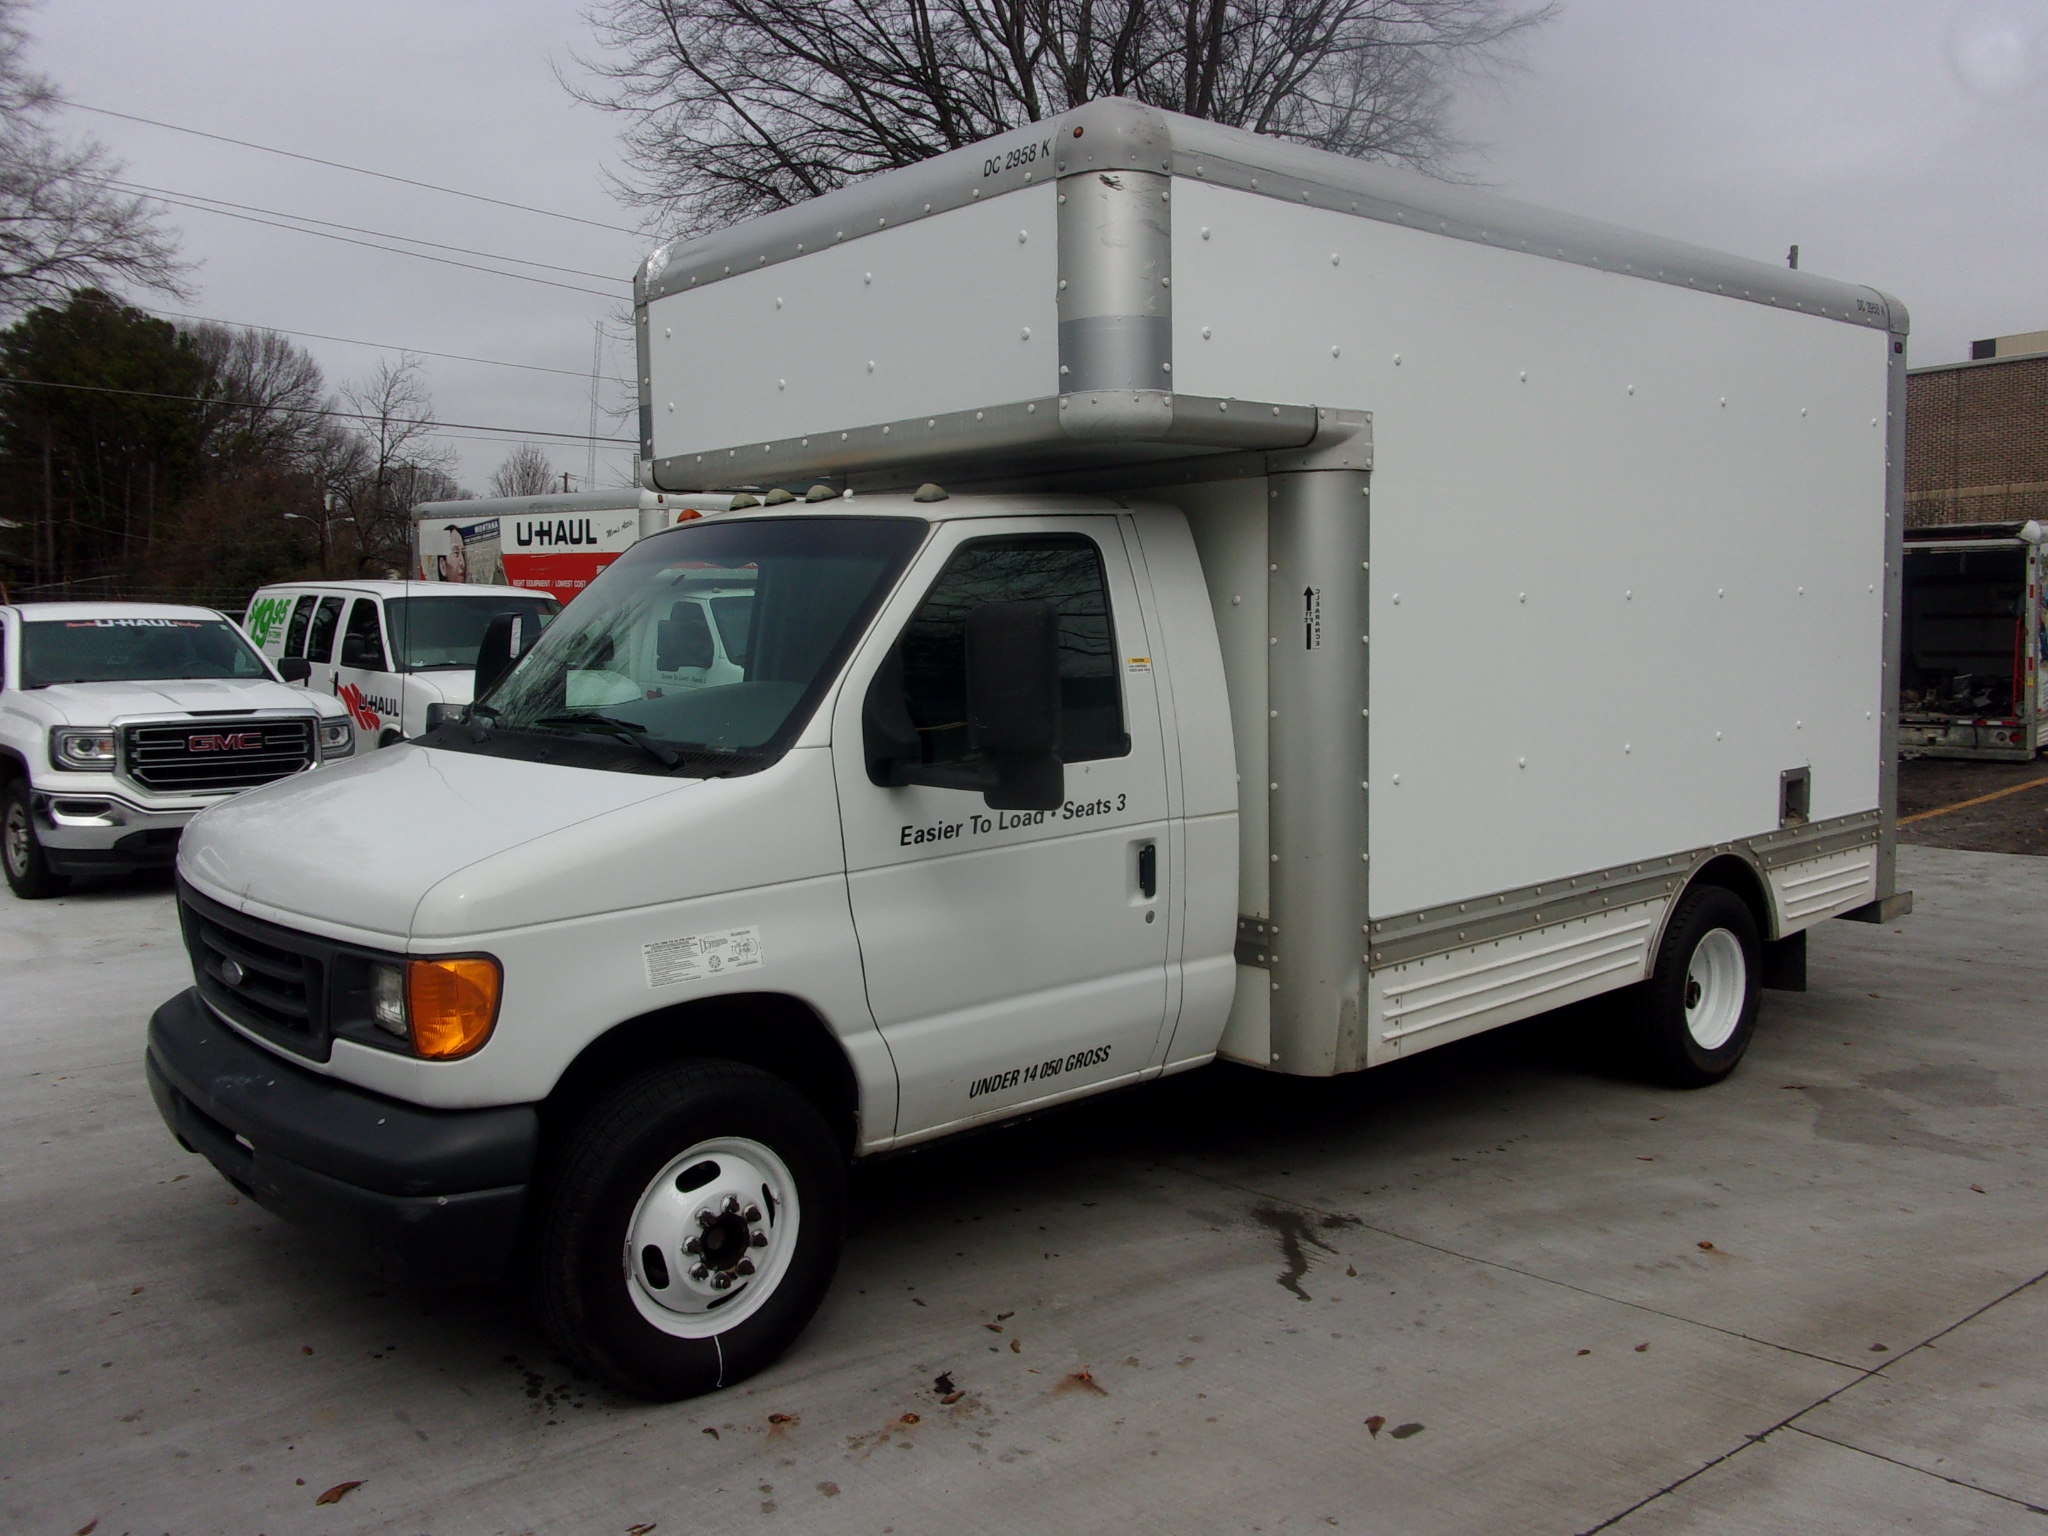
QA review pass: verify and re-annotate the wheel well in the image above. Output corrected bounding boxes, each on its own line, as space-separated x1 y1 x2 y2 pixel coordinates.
0 747 27 787
1687 854 1774 941
541 992 861 1156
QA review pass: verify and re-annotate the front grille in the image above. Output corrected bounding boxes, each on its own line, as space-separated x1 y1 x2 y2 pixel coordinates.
125 717 314 792
179 884 330 1060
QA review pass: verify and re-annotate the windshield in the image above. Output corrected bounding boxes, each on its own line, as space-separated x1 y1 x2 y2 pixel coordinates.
22 617 272 687
471 515 924 769
385 594 560 671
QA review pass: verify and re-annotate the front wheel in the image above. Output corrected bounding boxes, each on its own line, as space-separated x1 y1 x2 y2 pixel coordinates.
3 781 69 900
533 1060 845 1401
1639 885 1761 1087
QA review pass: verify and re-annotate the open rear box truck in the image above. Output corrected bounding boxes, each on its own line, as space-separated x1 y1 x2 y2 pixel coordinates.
146 100 1910 1400
1898 520 2046 760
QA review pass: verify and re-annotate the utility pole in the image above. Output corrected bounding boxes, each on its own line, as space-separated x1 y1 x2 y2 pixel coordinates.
560 471 572 494
586 320 602 490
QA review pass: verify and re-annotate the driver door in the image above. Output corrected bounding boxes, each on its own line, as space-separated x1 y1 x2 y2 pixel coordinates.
831 514 1173 1143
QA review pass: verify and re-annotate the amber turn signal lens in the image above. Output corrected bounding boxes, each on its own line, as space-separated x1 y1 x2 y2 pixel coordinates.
407 956 501 1059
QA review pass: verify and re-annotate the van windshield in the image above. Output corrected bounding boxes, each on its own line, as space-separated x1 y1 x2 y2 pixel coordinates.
21 617 272 687
384 595 560 671
470 515 925 770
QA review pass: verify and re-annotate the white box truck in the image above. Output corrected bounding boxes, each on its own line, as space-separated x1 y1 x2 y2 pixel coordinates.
145 100 1909 1401
1898 520 2046 759
412 489 737 604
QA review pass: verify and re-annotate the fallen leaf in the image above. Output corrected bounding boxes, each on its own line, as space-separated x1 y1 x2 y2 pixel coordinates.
701 1427 719 1440
627 1525 657 1536
933 1372 956 1394
1388 1423 1424 1440
1057 1371 1107 1396
1635 1156 1654 1162
1576 1349 1591 1356
129 1287 143 1296
296 1479 305 1486
1970 1185 1986 1194
301 1345 314 1355
1869 1343 1888 1353
1633 1343 1650 1353
941 1391 964 1405
1346 1265 1358 1277
1364 1415 1386 1437
767 1412 798 1426
75 1520 98 1535
1009 1338 1021 1354
1697 1241 1715 1251
995 1311 1014 1321
984 1323 1004 1333
314 1481 363 1506
900 1412 921 1424
1780 1084 1808 1091
817 1482 840 1497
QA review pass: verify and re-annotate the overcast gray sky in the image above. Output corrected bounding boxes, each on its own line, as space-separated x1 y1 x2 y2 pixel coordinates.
33 0 2048 492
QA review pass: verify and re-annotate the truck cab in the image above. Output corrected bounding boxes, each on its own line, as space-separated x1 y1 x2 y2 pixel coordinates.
0 602 355 898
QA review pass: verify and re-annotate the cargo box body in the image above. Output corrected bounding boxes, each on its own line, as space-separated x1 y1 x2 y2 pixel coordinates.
638 99 1906 1076
1899 522 2047 760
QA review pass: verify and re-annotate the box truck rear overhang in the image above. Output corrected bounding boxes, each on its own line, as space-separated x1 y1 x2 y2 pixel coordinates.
145 98 1911 1402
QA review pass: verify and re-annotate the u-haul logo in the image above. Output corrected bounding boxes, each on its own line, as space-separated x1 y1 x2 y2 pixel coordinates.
189 732 264 752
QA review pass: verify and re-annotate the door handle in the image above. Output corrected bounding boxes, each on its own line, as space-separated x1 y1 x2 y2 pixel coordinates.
1137 841 1157 899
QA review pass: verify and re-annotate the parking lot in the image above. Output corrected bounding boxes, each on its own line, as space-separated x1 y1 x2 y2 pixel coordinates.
3 839 2045 1535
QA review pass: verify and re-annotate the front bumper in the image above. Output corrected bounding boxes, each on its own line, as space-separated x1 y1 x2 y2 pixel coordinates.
33 788 198 873
145 987 538 1287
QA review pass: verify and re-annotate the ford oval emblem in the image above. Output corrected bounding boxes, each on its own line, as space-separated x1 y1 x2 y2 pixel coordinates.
220 959 246 988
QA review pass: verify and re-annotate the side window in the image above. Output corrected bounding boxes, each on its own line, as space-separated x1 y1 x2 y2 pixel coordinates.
898 534 1126 765
283 595 316 658
341 598 388 670
0 620 8 692
305 596 345 664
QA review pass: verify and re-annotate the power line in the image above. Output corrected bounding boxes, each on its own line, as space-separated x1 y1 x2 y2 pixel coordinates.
0 374 636 444
111 185 621 298
62 99 644 237
136 305 633 384
105 178 631 285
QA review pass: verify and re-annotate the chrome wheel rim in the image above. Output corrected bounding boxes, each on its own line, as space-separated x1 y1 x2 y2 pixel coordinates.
3 799 28 879
1683 928 1746 1050
624 1136 799 1339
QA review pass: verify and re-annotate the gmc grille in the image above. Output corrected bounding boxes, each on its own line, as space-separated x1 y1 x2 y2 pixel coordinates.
125 717 315 792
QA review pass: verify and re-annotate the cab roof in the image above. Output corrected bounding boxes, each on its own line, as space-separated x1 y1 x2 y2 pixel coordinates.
3 600 229 622
250 580 555 601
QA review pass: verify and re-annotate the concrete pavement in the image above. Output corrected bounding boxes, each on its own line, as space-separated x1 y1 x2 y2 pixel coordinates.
1 845 2043 1534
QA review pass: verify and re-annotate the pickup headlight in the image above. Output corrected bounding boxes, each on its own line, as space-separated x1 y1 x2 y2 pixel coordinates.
318 718 355 759
51 728 116 770
363 956 501 1059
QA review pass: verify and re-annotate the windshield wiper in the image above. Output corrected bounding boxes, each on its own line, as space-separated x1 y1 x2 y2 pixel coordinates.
529 711 682 768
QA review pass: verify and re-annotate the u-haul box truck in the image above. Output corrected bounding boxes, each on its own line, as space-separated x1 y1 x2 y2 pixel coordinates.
146 100 1910 1401
1898 520 2046 759
413 489 736 604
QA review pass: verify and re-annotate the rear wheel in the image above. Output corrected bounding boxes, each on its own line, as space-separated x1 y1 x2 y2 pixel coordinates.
534 1059 844 1401
1640 885 1761 1087
3 780 68 900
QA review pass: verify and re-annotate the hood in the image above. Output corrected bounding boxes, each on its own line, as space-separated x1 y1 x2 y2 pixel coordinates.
26 676 344 722
406 670 472 707
179 743 690 937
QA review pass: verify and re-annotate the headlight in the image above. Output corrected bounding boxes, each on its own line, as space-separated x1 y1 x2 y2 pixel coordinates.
51 728 116 769
318 718 355 759
357 956 501 1058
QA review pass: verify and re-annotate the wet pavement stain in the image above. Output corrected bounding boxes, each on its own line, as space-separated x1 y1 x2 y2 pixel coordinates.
1250 1205 1361 1300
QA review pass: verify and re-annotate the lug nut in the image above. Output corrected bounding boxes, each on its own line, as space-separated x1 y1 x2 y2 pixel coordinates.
690 1264 709 1282
682 1237 702 1256
722 1195 742 1216
749 1231 768 1248
736 1259 756 1277
711 1272 733 1290
696 1209 715 1227
744 1204 762 1223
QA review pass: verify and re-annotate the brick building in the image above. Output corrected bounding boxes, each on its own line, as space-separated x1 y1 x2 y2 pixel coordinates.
1907 330 2048 528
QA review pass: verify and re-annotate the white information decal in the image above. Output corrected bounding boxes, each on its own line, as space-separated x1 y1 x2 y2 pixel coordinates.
643 926 764 989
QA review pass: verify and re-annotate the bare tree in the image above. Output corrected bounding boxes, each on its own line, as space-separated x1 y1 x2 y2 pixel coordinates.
489 441 557 497
184 323 329 470
0 0 190 313
571 0 1556 233
334 356 459 575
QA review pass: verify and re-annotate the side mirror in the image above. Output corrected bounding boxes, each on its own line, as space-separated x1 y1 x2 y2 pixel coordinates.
422 702 462 733
965 600 1063 811
474 611 533 699
277 656 312 683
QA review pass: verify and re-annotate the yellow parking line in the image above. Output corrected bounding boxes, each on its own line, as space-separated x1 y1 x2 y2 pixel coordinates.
1899 775 2048 825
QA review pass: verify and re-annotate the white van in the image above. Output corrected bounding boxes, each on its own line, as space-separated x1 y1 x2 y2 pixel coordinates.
244 581 559 750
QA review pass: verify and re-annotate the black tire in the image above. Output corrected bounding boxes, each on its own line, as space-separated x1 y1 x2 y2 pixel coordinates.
534 1059 845 1401
1638 885 1761 1088
3 780 69 900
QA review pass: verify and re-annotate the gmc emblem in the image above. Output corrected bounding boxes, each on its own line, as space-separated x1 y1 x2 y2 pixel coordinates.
188 732 264 752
